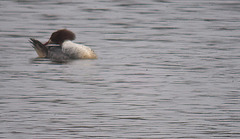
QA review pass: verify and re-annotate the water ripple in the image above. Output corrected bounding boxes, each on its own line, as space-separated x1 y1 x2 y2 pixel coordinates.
0 0 240 138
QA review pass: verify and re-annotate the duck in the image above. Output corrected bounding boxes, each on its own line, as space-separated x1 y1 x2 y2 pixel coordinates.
29 29 97 62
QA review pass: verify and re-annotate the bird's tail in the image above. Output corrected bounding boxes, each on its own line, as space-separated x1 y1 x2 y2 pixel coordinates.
29 38 48 58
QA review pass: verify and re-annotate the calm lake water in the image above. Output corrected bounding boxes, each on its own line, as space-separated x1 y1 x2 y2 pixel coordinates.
1 0 240 138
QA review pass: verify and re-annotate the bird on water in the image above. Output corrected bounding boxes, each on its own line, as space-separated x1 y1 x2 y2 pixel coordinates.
29 29 97 62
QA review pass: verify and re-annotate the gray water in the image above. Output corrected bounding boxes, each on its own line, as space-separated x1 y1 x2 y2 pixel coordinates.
1 0 240 138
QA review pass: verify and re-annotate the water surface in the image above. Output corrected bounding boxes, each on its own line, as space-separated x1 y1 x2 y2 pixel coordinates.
0 0 240 138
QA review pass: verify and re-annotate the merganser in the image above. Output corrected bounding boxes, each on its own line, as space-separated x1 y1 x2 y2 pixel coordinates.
29 29 97 62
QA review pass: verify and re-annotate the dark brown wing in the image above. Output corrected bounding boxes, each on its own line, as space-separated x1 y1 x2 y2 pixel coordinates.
29 38 48 58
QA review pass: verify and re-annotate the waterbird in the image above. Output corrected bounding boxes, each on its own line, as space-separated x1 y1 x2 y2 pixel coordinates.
29 29 97 62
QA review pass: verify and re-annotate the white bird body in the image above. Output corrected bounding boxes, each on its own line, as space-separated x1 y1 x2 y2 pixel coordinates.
62 40 97 59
